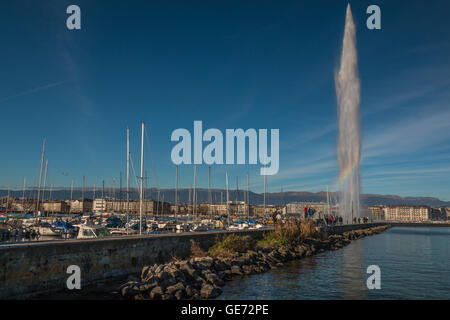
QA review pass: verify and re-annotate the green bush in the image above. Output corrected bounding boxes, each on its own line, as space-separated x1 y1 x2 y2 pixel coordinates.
208 234 256 257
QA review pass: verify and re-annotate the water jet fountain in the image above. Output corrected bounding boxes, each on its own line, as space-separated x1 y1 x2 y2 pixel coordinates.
336 4 361 224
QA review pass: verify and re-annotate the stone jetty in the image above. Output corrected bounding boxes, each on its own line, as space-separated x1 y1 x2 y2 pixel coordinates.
116 224 391 300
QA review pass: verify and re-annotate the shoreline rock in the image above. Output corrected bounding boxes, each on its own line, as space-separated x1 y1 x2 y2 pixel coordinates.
116 225 391 300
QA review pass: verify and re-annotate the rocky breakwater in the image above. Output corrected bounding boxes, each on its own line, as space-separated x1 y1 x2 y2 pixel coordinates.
116 223 391 300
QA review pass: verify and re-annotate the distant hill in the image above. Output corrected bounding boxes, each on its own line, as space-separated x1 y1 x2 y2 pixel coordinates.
1 188 449 207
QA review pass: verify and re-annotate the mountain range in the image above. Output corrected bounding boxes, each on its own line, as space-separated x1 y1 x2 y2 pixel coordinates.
1 188 449 207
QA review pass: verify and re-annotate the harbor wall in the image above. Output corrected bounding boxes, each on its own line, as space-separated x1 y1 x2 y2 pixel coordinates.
0 229 267 299
0 223 385 299
327 223 387 234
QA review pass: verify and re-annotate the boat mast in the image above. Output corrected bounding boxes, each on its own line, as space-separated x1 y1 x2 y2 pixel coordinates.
193 164 197 221
189 184 192 216
263 174 266 218
156 189 160 216
112 178 116 202
247 172 249 222
35 137 46 217
139 121 145 235
144 171 147 220
6 186 10 214
175 165 178 221
126 127 130 232
208 166 212 222
226 171 229 227
22 178 26 215
326 185 330 216
236 176 239 215
50 183 53 215
42 159 48 203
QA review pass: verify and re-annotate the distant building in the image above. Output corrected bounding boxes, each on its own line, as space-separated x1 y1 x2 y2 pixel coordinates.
92 198 170 215
383 205 430 222
430 207 447 221
69 198 93 214
42 201 70 214
368 205 385 220
286 202 335 216
252 204 278 217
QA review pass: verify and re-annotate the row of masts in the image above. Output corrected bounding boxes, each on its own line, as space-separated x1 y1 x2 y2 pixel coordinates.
29 125 334 227
26 125 266 223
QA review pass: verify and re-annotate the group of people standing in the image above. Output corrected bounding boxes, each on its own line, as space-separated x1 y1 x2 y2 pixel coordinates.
303 206 316 218
353 217 370 224
322 214 343 226
302 206 372 226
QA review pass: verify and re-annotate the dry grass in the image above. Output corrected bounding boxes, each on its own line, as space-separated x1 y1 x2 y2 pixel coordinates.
299 219 320 239
258 218 320 248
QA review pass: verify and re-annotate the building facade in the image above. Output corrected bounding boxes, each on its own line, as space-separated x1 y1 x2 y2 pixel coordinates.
368 205 385 220
383 205 430 222
68 199 93 214
42 201 70 214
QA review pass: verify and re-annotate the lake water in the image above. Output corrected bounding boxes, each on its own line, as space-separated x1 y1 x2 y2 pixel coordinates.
218 227 450 300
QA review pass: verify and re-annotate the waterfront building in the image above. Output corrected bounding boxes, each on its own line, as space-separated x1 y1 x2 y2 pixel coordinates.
69 198 93 214
42 201 70 214
92 198 170 215
383 205 430 222
252 204 278 217
368 205 385 220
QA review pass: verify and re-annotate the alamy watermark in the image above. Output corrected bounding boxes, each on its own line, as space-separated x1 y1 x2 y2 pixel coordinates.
171 121 279 175
66 265 81 290
366 265 381 290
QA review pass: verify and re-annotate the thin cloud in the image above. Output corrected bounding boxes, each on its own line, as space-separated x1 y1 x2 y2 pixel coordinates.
363 106 450 159
0 80 68 103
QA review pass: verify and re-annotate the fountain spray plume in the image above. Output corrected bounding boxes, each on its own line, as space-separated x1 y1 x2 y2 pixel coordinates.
336 4 361 223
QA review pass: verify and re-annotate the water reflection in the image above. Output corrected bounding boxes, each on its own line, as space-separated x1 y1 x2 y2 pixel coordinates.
219 227 450 300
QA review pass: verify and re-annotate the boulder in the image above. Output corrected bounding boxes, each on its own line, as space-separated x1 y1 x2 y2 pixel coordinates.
149 286 163 300
139 281 157 293
166 282 184 296
161 293 173 300
155 265 164 274
205 273 224 286
185 285 195 298
231 265 243 275
200 283 222 299
213 260 227 272
174 289 185 300
241 265 253 275
141 266 151 281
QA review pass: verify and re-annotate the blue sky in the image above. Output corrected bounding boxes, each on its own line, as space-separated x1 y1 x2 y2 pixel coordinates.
1 0 450 200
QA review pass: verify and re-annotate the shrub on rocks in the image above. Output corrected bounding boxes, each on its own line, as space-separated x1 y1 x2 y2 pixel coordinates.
208 234 256 257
